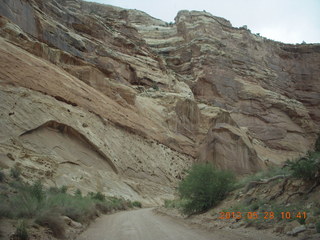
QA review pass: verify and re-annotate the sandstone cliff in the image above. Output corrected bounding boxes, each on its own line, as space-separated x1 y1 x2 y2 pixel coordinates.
0 0 319 203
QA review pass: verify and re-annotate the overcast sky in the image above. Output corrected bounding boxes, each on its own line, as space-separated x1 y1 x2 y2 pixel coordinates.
84 0 320 44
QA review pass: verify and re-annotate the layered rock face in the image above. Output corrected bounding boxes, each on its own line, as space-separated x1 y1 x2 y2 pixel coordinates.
0 0 319 202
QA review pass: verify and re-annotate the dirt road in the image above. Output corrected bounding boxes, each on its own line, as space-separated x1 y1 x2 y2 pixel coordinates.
77 208 283 240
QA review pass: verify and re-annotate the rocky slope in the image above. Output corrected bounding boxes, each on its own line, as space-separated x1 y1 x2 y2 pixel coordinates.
0 0 319 203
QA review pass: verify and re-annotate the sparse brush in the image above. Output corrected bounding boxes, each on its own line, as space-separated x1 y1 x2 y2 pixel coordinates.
10 191 40 218
227 203 249 213
75 189 82 198
285 152 320 181
95 197 132 213
313 208 320 216
132 201 142 208
126 201 133 208
0 169 5 182
49 185 68 194
15 220 29 240
35 212 65 238
30 180 45 202
106 197 122 210
297 217 306 225
60 186 68 193
164 199 187 209
1 179 134 230
235 166 290 189
164 199 170 208
151 82 159 91
90 192 105 201
48 187 60 194
46 192 96 223
10 167 21 179
249 201 260 211
63 204 97 223
108 197 129 210
316 221 320 233
7 181 46 218
95 202 111 214
0 196 12 218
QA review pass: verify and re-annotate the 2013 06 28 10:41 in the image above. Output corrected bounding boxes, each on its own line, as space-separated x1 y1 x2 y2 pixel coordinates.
218 211 307 220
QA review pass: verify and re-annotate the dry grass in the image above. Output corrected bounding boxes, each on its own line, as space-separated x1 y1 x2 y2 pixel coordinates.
35 213 65 238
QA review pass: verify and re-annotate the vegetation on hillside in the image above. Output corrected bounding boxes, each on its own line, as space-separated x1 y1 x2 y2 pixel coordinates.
0 172 142 238
285 151 320 182
165 135 320 219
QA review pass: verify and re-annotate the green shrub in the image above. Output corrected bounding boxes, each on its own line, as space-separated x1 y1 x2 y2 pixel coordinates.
95 197 130 213
316 221 320 233
90 192 106 201
3 182 91 222
178 163 235 215
286 152 320 181
10 191 39 218
30 180 45 202
45 192 96 223
0 169 5 182
164 199 174 208
10 167 21 179
15 220 29 240
1 180 133 227
106 197 126 210
132 201 142 208
75 189 82 198
60 186 68 194
7 181 48 218
2 181 40 218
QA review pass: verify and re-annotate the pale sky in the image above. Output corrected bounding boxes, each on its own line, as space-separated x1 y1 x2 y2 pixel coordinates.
84 0 320 44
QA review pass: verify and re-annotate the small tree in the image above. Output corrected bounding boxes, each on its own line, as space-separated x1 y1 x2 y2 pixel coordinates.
178 163 235 215
286 152 320 181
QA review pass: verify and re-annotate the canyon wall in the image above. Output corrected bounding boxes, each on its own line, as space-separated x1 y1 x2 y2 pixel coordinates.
0 0 319 203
